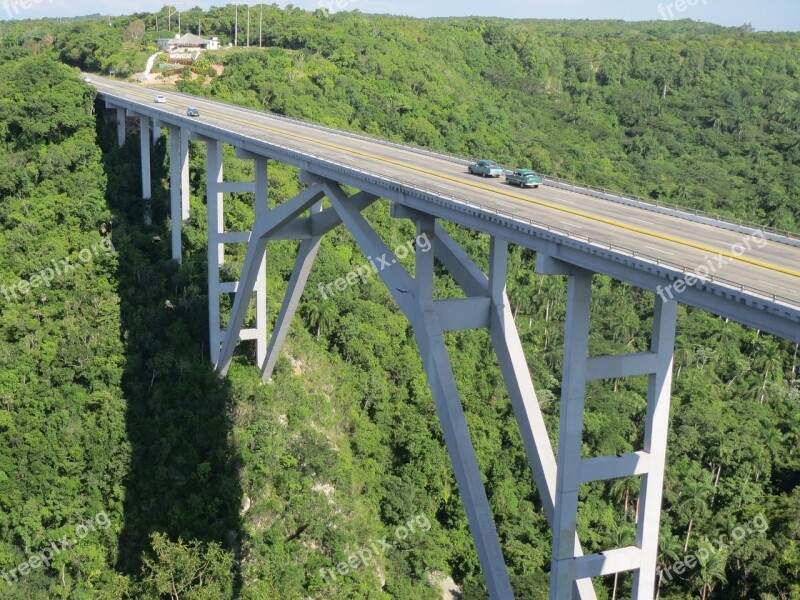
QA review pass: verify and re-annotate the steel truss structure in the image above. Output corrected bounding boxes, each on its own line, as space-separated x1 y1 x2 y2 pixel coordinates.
107 106 794 600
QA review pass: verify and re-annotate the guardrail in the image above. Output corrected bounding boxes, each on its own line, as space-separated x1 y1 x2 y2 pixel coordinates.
99 90 799 313
543 176 800 248
132 79 800 245
386 181 799 311
133 81 800 247
145 83 474 167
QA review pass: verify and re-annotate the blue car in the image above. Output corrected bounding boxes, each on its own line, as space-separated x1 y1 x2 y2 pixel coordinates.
468 160 504 178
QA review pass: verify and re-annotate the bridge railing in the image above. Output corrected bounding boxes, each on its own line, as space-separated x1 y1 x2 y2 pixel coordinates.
147 84 475 167
543 176 800 246
143 85 800 246
302 152 799 311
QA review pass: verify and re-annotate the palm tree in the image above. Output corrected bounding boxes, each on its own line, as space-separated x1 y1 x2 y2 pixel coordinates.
538 277 564 349
680 477 712 552
671 181 691 204
695 550 728 600
708 442 733 507
762 427 784 469
755 339 783 404
695 346 718 370
304 301 336 338
610 477 639 521
674 334 694 378
609 525 636 600
507 278 530 320
539 277 563 325
609 309 640 347
712 320 740 351
656 530 684 600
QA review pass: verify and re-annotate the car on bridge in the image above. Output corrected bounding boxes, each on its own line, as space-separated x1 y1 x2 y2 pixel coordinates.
82 76 92 83
506 169 543 188
154 95 167 103
468 160 504 178
186 108 200 117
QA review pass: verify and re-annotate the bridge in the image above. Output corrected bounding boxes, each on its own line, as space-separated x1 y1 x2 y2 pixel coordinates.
93 76 800 600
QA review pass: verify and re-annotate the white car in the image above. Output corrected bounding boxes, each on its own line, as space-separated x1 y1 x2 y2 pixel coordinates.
154 95 167 104
83 76 92 83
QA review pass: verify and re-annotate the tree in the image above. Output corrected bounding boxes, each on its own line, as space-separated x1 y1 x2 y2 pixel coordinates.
304 300 337 338
139 533 234 599
656 530 684 600
679 473 713 552
124 19 146 43
610 477 640 521
507 277 529 320
755 339 784 404
609 525 636 600
695 549 727 600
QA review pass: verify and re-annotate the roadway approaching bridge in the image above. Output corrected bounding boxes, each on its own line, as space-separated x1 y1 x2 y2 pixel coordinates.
93 76 799 600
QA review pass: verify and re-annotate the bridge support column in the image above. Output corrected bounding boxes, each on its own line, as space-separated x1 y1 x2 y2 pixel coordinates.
259 202 322 379
550 267 593 599
633 298 677 599
216 177 377 377
324 187 515 599
168 126 190 263
252 156 269 368
542 255 677 600
116 108 126 147
206 139 224 364
200 146 284 369
153 118 161 146
139 116 152 225
433 225 597 600
181 130 190 222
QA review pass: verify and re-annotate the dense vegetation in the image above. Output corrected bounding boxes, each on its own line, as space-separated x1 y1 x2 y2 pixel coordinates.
0 6 798 599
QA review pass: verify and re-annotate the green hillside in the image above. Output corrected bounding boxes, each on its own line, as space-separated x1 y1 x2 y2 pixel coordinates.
0 6 798 599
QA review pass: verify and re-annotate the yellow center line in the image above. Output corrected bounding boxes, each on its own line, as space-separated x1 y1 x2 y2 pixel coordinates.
109 83 800 280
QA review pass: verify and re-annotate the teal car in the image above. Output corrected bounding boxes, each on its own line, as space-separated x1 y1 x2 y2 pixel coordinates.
468 160 504 178
506 169 543 189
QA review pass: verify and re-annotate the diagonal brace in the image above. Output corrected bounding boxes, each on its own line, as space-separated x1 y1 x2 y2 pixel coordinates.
217 185 327 374
326 190 515 598
434 226 597 599
322 184 417 314
259 191 379 380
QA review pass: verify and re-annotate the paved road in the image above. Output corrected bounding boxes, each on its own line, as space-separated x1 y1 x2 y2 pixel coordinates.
91 77 800 309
